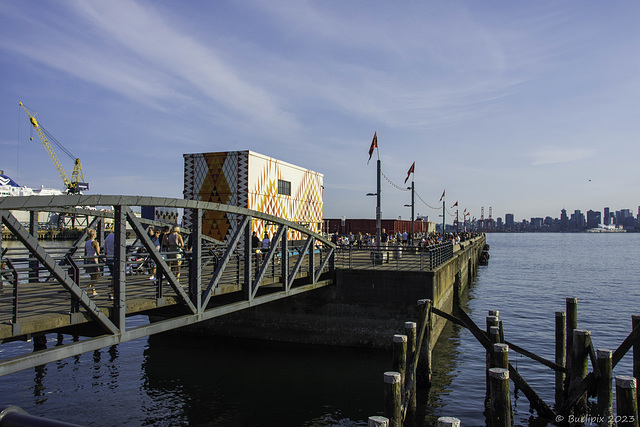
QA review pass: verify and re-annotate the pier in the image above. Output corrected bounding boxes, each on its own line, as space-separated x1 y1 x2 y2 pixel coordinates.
1 195 486 376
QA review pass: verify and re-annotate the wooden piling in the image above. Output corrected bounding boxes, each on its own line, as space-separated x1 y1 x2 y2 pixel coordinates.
489 326 500 345
485 314 499 410
555 311 566 409
488 367 512 427
486 315 499 332
615 376 639 427
597 349 613 427
405 322 417 366
491 343 509 370
569 329 590 413
368 416 390 427
404 321 417 412
417 299 432 386
384 372 402 427
393 335 408 391
437 417 461 427
566 298 577 374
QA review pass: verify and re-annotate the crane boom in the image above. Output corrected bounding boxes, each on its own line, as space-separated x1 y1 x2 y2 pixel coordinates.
19 102 88 194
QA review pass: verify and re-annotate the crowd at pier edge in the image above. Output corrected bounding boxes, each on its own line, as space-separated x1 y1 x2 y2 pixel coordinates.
329 230 481 249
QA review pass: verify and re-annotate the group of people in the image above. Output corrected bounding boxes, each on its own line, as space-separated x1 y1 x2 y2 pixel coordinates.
83 225 184 300
329 230 480 250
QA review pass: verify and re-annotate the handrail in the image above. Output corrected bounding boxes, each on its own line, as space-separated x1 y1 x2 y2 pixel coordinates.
333 241 455 271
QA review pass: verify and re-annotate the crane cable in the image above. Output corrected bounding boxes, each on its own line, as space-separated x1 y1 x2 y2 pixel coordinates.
21 103 78 162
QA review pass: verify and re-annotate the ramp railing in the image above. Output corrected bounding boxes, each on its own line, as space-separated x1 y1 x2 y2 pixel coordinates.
0 195 335 376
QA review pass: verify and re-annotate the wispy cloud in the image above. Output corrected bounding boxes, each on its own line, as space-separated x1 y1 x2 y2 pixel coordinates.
530 146 594 166
1 1 300 135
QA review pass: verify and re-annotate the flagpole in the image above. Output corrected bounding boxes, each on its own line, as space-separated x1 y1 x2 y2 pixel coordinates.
442 199 445 236
411 180 414 246
376 159 381 250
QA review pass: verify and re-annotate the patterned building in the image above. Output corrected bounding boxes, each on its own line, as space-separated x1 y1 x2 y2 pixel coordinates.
183 151 323 242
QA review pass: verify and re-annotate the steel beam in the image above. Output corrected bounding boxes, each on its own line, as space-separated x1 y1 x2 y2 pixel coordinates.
189 208 202 310
202 215 250 308
289 236 313 285
124 208 197 314
112 206 127 328
252 224 286 300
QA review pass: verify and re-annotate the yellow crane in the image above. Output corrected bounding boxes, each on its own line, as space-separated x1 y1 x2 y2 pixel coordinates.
19 102 89 194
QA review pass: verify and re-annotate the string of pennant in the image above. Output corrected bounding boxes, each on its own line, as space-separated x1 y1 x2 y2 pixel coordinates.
369 132 468 219
381 171 411 192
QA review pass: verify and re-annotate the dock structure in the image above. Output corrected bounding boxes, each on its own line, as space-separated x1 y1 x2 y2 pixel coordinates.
0 194 486 380
0 195 335 376
182 235 486 351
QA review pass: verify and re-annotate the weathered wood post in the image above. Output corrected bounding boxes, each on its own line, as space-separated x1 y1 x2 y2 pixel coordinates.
384 372 402 427
393 334 408 392
368 416 390 427
555 311 566 409
633 315 640 418
597 349 613 427
489 367 512 427
569 329 590 414
437 417 461 427
405 321 417 412
566 298 578 377
491 343 509 370
615 376 639 427
485 314 499 409
416 299 432 386
489 326 501 345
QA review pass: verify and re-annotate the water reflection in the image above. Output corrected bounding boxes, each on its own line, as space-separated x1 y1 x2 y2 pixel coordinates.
140 332 392 426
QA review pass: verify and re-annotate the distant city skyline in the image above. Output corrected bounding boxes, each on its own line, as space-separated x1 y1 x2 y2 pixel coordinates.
488 204 640 232
494 205 640 224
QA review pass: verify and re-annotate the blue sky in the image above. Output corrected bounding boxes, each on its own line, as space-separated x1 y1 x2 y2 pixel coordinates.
1 1 639 224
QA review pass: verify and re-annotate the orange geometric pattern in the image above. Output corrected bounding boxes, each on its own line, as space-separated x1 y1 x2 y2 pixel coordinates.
185 151 323 242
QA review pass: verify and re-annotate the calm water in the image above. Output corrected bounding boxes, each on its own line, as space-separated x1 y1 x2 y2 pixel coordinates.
1 233 639 426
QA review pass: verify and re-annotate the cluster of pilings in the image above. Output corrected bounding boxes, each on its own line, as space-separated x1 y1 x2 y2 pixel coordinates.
368 297 640 426
477 298 640 426
367 299 433 427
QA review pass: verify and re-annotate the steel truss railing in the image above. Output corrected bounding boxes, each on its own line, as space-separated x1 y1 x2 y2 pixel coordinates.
0 195 336 376
333 241 454 271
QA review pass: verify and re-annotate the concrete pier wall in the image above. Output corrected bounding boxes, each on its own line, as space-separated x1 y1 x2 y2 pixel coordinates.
179 236 486 349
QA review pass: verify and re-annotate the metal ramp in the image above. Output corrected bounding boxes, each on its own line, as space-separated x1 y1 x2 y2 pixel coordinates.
0 195 335 376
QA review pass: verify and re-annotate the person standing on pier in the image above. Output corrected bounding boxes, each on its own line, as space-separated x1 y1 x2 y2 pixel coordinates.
251 231 260 252
84 228 100 296
261 232 270 261
166 226 184 282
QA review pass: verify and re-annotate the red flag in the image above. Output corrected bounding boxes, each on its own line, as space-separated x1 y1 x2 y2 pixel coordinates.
404 161 415 183
367 132 378 164
451 201 458 208
439 189 445 202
